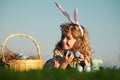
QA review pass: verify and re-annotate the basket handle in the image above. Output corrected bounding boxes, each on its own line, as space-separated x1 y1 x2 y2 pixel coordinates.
1 33 41 62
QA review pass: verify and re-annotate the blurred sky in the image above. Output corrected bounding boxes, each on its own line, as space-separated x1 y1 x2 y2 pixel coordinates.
0 0 120 67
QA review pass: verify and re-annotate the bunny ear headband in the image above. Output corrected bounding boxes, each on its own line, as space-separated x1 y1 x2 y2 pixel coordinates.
55 2 83 37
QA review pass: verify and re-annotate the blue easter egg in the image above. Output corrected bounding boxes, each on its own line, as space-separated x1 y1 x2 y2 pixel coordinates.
17 53 28 59
112 66 119 70
74 51 80 58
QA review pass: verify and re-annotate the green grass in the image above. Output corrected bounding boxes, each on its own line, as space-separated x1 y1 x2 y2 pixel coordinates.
0 67 120 80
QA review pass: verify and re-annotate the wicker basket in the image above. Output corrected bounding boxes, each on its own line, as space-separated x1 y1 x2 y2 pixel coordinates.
1 33 44 71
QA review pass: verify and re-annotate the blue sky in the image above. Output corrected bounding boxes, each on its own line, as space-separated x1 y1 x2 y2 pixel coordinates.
0 0 120 67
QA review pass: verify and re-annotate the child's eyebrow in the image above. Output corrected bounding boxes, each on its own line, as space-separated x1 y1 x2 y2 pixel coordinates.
66 35 72 38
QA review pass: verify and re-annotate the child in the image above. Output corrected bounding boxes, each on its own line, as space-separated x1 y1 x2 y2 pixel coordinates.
44 2 92 72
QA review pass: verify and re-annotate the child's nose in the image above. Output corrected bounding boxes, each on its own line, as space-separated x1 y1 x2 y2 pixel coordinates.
63 37 67 43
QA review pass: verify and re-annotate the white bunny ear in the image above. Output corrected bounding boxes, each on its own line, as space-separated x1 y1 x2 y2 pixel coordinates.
55 2 74 23
74 8 83 37
55 2 84 37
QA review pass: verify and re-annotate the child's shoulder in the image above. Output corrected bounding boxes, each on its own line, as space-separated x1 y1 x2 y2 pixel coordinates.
43 58 54 68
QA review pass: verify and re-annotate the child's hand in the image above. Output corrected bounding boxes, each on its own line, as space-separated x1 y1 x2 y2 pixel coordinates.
63 52 74 64
77 53 84 63
53 59 60 68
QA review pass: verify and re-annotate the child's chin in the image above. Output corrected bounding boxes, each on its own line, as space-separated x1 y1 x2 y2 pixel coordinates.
63 47 69 50
62 45 70 50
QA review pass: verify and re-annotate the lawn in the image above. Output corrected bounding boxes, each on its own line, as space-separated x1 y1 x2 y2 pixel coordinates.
0 67 120 80
0 53 120 80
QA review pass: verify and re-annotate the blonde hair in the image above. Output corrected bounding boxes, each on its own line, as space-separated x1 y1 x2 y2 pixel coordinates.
54 23 91 63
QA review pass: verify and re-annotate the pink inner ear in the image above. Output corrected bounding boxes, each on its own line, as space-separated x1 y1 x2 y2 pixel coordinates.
55 2 74 23
74 8 78 22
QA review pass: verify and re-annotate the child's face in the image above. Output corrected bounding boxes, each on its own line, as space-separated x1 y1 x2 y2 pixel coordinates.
61 33 76 50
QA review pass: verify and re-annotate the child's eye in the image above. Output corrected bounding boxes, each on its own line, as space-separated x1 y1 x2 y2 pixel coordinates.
67 37 71 40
